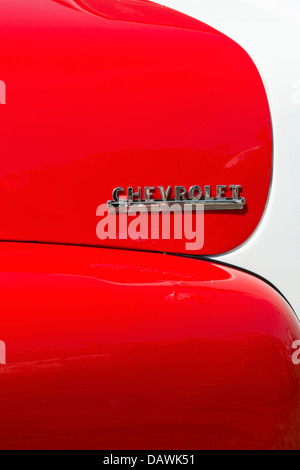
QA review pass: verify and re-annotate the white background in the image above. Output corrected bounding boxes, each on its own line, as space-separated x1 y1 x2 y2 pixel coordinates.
157 0 300 315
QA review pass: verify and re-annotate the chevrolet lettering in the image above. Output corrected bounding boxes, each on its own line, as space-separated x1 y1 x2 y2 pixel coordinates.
107 185 245 211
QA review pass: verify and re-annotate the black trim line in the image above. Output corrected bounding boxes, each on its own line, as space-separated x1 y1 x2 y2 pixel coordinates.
173 253 296 315
0 240 296 316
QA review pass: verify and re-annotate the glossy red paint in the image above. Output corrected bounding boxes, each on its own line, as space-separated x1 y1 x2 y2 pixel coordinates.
0 0 272 255
0 242 298 450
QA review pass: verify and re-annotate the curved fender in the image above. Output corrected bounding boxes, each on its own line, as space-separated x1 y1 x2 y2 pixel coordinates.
0 0 272 255
0 242 299 449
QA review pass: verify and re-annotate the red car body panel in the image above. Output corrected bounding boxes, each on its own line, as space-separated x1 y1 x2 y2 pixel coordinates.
0 0 272 255
0 242 299 450
1 0 296 451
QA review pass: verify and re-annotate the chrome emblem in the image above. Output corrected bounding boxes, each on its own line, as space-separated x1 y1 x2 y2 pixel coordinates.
107 185 245 211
